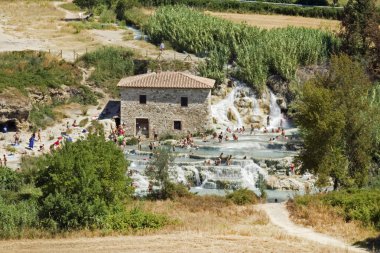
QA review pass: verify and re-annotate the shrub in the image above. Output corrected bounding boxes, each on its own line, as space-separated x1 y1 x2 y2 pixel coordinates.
294 189 380 230
115 0 141 20
81 107 88 115
149 182 191 200
36 134 133 230
79 118 89 127
28 105 56 129
78 47 134 96
126 137 139 145
123 7 150 27
0 167 23 192
105 207 168 230
99 9 116 23
0 197 39 239
5 146 16 153
226 188 259 205
69 85 99 105
159 132 179 141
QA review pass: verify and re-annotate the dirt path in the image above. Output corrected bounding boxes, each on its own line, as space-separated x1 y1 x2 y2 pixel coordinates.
51 1 80 20
257 203 367 253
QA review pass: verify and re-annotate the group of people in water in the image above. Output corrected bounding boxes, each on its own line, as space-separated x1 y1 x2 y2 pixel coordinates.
204 152 233 166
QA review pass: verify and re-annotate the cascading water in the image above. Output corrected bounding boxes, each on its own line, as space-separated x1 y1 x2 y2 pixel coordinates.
240 161 268 190
269 91 287 129
211 87 243 128
211 82 288 129
126 25 147 40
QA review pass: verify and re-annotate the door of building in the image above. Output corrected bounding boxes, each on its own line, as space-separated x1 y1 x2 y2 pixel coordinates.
136 118 149 138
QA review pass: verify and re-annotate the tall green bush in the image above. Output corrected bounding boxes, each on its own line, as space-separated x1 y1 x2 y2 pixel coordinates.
36 133 133 230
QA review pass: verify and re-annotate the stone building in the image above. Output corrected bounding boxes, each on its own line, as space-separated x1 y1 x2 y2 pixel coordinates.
117 72 215 138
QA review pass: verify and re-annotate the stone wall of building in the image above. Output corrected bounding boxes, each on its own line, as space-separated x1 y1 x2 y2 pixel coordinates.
120 88 212 138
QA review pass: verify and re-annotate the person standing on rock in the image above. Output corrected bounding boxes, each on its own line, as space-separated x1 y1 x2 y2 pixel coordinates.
29 133 35 149
159 42 165 52
137 136 142 151
218 132 223 143
250 124 255 135
3 154 7 167
37 129 41 142
267 115 270 127
14 132 20 145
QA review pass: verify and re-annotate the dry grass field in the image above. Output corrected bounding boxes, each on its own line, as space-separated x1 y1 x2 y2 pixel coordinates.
0 196 356 253
206 11 340 31
286 200 378 245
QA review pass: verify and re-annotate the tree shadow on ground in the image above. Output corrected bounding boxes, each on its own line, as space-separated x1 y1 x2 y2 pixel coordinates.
354 235 380 252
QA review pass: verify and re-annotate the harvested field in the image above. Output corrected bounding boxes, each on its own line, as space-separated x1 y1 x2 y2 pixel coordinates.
206 11 340 31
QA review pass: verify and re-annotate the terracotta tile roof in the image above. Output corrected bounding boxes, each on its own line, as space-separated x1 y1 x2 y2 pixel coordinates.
117 72 215 89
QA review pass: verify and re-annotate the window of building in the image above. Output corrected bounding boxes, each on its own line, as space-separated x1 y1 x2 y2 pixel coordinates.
139 95 146 104
181 97 188 107
174 121 182 130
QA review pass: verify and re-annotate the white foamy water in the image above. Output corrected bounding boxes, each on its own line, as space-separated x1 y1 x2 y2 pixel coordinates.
211 82 288 129
211 87 243 128
240 161 268 190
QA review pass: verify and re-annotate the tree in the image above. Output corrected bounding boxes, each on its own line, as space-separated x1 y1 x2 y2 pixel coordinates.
341 0 380 76
36 133 132 230
115 0 140 20
295 55 377 189
145 147 188 199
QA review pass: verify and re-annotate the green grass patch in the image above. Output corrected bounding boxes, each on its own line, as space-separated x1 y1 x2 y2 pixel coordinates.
68 21 118 34
60 2 82 11
0 51 81 92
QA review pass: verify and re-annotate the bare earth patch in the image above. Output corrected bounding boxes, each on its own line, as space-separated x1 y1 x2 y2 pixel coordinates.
206 11 340 31
0 1 197 62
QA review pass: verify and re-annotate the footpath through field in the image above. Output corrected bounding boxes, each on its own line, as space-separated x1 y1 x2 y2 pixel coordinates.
257 203 367 253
